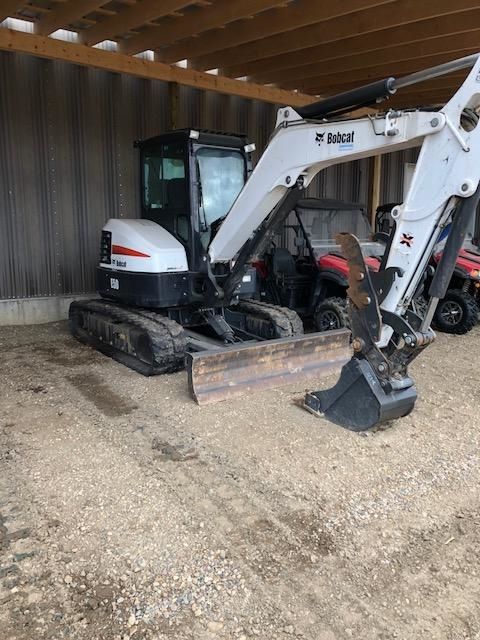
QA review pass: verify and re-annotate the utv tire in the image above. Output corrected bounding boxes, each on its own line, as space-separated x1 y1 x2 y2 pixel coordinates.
433 289 479 335
314 297 350 332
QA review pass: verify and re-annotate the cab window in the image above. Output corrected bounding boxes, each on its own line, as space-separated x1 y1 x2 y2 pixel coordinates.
143 143 186 210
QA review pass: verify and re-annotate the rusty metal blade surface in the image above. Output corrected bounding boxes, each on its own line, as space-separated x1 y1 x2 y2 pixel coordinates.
187 329 351 405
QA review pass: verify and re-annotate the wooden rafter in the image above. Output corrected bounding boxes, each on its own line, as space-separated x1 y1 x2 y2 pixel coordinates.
223 7 480 80
271 30 480 89
0 1 27 23
190 0 480 72
386 91 456 107
156 0 393 64
80 0 194 47
0 27 314 106
121 0 289 57
34 0 107 36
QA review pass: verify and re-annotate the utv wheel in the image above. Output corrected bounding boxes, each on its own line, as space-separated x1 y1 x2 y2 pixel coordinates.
314 297 350 332
433 289 479 335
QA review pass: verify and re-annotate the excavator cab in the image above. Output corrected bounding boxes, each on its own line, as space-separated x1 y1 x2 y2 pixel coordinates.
137 129 252 272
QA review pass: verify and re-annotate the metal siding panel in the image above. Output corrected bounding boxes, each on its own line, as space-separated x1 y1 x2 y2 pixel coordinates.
0 53 57 299
380 147 420 204
0 52 403 300
0 53 173 298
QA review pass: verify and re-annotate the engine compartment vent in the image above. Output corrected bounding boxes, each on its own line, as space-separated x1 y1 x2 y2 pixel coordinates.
100 230 112 265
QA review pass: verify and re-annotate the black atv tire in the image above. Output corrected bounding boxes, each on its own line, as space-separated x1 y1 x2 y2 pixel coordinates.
314 297 350 332
433 289 479 335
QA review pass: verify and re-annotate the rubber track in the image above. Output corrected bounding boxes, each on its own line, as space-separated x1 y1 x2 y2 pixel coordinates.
69 299 186 375
234 299 304 338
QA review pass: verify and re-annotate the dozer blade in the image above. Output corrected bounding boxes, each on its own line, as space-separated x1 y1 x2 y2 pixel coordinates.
304 357 417 431
187 329 350 405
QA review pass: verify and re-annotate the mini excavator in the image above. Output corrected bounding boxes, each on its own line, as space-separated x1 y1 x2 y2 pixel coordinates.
71 53 480 430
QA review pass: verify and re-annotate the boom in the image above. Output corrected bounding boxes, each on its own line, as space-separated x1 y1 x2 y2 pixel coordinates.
210 53 480 429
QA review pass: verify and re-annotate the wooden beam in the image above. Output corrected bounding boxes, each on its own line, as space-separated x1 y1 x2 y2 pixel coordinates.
188 0 479 72
223 7 480 81
0 27 314 106
34 0 107 36
0 1 26 23
384 91 456 107
296 50 477 95
121 0 287 57
168 81 179 130
274 30 480 89
368 156 382 229
157 0 393 64
80 0 193 47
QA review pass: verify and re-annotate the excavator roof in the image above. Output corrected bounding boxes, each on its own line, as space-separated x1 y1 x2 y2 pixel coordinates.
134 128 248 150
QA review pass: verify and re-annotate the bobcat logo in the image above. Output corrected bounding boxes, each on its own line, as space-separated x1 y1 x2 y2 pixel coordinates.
315 132 325 145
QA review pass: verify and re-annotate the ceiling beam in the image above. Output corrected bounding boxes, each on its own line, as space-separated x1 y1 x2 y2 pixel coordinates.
80 0 193 47
0 27 314 106
121 0 287 57
0 1 26 23
271 30 480 89
34 0 107 36
223 7 480 81
385 91 454 107
298 50 475 94
156 0 393 64
189 0 480 72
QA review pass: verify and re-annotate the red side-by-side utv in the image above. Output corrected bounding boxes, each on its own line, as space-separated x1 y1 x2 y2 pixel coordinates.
256 198 480 334
255 198 385 331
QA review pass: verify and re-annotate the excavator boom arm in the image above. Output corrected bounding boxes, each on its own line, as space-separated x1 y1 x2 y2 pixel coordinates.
209 53 480 429
210 54 480 340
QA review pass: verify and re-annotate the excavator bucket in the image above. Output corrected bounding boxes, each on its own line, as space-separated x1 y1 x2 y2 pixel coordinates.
304 232 418 431
304 357 417 431
187 329 350 405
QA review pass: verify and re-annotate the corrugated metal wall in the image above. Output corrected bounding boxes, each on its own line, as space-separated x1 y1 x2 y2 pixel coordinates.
380 147 420 204
0 51 401 301
0 52 171 299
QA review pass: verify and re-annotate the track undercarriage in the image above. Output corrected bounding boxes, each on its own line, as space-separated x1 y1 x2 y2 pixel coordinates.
69 298 350 403
70 298 309 375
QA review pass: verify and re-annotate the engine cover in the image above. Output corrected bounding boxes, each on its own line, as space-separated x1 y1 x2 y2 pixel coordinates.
100 219 188 274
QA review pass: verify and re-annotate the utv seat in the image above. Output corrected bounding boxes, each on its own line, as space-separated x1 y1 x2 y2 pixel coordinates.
271 248 298 277
269 248 312 309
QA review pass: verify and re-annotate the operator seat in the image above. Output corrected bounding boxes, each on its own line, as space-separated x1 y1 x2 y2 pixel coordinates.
166 178 190 244
166 178 188 209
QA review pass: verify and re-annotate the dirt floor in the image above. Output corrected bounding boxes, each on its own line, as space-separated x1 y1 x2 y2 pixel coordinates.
1 321 480 640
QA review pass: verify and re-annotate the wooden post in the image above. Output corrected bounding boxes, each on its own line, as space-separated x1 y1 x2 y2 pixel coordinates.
369 155 382 230
168 81 179 131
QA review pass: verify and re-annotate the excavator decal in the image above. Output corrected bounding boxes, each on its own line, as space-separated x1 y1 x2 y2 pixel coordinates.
400 233 414 248
111 245 150 258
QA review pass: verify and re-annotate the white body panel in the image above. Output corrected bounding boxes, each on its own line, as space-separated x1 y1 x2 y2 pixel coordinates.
208 111 440 263
101 219 188 274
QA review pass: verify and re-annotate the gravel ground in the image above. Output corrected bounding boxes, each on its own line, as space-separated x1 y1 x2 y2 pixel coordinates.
1 321 480 640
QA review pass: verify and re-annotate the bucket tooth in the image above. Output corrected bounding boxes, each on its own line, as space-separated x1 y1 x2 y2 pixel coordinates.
187 329 350 405
304 357 417 431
